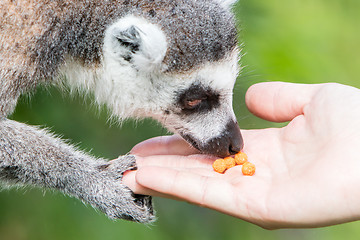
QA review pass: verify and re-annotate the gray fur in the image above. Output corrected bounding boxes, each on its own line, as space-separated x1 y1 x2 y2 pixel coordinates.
0 118 154 222
1 1 237 112
0 0 238 222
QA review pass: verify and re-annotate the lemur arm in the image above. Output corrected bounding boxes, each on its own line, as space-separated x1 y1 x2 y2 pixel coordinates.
0 117 154 223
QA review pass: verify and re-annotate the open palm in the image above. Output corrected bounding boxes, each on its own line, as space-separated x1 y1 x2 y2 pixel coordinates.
123 82 360 229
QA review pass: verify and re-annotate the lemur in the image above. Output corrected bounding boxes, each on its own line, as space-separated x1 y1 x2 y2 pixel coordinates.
0 0 242 223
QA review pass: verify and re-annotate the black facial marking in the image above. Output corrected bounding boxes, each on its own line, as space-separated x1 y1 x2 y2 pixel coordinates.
177 84 220 115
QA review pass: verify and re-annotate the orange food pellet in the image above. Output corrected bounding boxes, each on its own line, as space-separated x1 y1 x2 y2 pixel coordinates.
212 157 235 173
223 157 236 169
242 162 256 176
212 151 255 175
234 152 248 165
212 159 227 173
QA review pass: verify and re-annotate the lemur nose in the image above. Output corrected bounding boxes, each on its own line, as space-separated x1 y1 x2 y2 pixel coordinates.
196 119 243 157
229 138 243 155
226 120 244 156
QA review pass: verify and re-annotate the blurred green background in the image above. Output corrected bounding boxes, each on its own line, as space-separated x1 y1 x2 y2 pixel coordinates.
2 0 360 239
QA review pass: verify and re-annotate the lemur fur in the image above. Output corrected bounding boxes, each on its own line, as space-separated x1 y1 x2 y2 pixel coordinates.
0 0 242 222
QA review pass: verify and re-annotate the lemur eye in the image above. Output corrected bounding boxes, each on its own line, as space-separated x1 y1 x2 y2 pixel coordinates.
177 84 220 114
184 99 203 109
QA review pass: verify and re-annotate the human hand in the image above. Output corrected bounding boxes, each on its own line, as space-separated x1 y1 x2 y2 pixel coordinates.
123 82 360 229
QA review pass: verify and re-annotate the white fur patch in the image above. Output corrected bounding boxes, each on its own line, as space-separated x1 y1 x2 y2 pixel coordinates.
103 15 168 72
58 57 99 94
196 48 240 91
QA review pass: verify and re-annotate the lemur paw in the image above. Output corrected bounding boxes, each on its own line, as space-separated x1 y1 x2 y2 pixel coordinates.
91 155 155 223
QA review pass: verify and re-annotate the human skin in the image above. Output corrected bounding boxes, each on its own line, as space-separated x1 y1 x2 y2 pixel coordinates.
123 81 360 229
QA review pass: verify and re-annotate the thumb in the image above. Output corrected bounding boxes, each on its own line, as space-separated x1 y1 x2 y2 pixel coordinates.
245 82 320 122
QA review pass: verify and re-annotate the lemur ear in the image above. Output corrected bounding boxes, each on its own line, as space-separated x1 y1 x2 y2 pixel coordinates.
216 0 238 9
108 16 168 72
113 26 141 57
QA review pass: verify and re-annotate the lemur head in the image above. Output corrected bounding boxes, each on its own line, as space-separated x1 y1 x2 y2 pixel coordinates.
98 0 242 157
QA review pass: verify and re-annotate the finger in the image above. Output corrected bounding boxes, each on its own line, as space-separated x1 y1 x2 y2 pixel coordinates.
131 135 199 157
122 170 172 198
136 154 217 169
122 170 152 194
135 166 240 214
245 82 321 122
